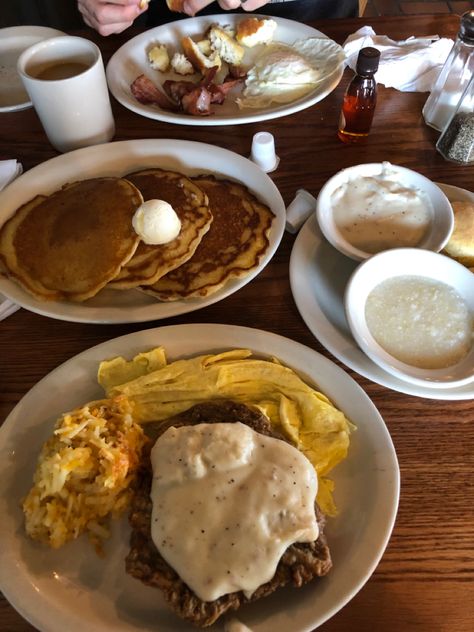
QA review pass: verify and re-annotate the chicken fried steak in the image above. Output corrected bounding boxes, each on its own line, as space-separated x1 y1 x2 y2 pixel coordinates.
126 401 332 628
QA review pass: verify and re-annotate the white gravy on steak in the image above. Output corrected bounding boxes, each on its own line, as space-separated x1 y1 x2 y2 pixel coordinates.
150 421 319 601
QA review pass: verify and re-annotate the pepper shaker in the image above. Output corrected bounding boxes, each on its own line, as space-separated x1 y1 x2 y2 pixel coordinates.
436 74 474 164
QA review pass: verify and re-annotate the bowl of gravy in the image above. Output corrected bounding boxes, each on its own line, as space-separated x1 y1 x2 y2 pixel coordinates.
344 248 474 388
316 162 454 261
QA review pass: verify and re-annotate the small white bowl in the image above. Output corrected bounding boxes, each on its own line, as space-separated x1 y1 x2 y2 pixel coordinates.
344 248 474 389
316 162 454 261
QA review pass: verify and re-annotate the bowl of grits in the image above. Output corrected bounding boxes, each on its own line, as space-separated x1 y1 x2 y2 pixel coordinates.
316 162 454 261
344 248 474 388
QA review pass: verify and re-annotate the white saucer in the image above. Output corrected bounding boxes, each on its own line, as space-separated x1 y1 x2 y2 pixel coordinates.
0 26 65 112
289 183 474 401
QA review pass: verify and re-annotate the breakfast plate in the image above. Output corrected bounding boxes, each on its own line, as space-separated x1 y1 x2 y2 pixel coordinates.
0 323 399 632
0 138 285 323
289 183 474 400
0 26 66 112
106 14 344 126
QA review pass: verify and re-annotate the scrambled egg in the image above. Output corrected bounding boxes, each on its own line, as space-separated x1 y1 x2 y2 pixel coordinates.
98 348 354 515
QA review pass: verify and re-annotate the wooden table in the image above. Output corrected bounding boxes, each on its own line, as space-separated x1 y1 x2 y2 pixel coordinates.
1 13 473 632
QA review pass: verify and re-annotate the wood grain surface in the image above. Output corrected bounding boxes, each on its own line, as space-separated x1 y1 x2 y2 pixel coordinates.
0 13 473 632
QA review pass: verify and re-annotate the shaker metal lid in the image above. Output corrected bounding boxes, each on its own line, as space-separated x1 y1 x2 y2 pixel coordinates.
460 10 474 44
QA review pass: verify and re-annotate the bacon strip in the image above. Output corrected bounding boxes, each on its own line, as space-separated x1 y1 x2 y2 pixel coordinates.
181 87 212 116
163 79 197 104
131 66 242 117
200 67 218 88
208 78 244 105
130 75 178 111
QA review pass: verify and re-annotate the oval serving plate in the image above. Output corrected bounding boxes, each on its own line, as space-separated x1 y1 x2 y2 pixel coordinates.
106 14 344 127
0 139 285 323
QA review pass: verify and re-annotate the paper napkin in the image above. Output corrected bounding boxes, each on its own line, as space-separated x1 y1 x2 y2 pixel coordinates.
0 159 23 320
343 26 454 92
0 159 22 190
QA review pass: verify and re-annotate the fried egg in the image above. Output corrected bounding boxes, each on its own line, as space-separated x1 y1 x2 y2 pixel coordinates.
237 37 345 109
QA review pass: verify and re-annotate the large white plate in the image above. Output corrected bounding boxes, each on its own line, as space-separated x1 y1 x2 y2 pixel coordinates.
0 324 399 632
289 183 474 401
0 26 66 112
106 14 344 126
0 139 285 323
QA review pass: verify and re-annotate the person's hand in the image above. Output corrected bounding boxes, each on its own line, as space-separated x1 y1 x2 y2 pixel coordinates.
77 0 148 36
182 0 270 16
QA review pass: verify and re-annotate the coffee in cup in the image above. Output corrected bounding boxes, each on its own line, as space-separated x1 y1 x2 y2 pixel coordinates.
17 36 115 153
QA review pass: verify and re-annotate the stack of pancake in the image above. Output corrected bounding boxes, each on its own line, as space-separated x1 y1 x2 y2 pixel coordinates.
0 168 274 303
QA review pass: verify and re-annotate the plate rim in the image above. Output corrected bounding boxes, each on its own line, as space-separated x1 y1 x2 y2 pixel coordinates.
0 25 66 112
0 323 400 632
0 138 285 323
105 13 344 127
289 182 474 401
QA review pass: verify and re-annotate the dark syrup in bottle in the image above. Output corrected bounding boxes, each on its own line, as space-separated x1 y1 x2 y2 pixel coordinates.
338 47 381 144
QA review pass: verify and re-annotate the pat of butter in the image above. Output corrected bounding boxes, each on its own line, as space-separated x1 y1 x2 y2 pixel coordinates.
132 199 181 245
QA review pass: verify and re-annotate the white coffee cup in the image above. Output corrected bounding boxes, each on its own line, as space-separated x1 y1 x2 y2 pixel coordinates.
17 36 115 153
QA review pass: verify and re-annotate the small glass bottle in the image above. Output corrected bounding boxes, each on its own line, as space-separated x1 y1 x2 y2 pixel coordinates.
338 47 381 144
422 10 474 132
436 73 474 164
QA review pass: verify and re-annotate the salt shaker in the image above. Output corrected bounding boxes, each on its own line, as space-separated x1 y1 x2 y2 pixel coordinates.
422 10 474 132
436 74 474 164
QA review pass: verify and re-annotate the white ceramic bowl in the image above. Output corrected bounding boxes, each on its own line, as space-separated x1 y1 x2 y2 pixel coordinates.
344 248 474 389
316 162 454 261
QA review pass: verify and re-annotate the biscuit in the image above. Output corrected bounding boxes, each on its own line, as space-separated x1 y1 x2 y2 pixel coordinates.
443 200 474 268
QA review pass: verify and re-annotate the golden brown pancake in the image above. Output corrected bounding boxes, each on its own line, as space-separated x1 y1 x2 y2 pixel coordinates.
142 175 273 300
0 178 142 302
442 201 474 269
107 169 212 290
